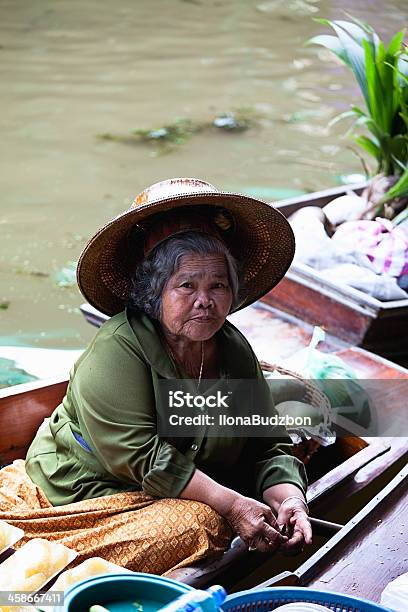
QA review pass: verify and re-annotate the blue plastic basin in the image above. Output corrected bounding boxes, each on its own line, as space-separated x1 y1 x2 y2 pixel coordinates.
61 572 193 612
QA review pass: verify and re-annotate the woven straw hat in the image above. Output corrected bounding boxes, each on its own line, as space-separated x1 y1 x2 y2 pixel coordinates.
77 178 295 316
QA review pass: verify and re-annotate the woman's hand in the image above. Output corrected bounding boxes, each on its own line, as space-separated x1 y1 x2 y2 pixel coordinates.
276 498 312 555
180 469 289 553
225 495 288 553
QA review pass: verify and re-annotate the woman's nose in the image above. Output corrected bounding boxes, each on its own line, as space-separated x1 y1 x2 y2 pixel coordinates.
194 291 213 308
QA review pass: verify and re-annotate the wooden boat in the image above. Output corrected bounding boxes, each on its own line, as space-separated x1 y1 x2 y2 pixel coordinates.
1 300 407 596
262 182 408 365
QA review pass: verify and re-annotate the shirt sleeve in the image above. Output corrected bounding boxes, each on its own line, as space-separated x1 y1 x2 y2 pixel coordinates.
249 357 308 498
71 330 195 498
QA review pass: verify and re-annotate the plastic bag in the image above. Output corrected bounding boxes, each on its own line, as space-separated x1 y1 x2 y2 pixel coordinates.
54 261 77 287
332 217 408 280
289 207 372 271
322 192 367 226
262 329 334 446
290 208 408 301
284 328 373 434
319 263 407 301
381 571 408 611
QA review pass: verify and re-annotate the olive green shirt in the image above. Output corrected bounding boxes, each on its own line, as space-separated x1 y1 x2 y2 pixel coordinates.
26 309 307 506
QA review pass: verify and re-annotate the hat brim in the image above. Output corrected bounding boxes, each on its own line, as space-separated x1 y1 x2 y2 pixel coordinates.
77 191 295 316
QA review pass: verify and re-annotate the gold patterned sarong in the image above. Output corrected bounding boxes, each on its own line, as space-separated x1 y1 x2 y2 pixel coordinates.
0 461 232 575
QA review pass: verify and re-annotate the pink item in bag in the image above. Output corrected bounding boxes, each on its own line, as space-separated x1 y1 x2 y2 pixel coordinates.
332 217 408 278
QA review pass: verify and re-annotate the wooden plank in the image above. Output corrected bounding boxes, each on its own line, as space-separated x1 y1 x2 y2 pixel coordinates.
265 273 408 359
343 437 408 492
304 467 408 602
307 441 390 506
286 264 408 313
0 376 67 400
281 263 383 312
0 377 68 463
304 438 408 520
262 275 374 346
336 346 408 379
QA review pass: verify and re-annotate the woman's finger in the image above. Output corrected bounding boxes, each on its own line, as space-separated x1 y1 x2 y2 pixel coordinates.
285 529 304 548
279 529 304 556
290 514 313 545
276 504 292 529
299 518 313 545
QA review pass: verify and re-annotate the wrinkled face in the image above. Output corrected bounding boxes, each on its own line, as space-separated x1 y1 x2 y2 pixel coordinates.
160 253 233 341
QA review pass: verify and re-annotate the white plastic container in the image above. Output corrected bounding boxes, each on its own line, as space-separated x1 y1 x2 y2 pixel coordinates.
381 571 408 611
274 603 331 611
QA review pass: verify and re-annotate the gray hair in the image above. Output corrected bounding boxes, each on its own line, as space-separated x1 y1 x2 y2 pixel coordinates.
128 231 240 320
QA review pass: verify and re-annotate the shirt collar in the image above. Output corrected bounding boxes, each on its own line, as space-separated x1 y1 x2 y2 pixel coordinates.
125 307 255 380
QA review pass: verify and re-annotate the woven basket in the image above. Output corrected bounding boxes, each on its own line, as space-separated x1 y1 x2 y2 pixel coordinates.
260 361 332 464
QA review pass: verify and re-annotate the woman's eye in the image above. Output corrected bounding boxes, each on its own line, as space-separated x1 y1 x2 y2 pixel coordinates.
213 283 227 289
180 282 193 288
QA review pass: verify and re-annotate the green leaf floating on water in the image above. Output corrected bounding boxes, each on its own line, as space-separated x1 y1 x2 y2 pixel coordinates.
98 108 261 154
55 261 78 288
0 357 38 389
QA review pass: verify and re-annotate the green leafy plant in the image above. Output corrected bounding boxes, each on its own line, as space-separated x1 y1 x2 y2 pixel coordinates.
310 17 408 215
382 166 408 202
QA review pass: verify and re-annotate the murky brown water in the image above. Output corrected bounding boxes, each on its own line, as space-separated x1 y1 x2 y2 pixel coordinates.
1 0 407 349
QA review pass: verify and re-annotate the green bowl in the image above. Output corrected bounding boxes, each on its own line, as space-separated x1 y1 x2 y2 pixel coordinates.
61 572 193 612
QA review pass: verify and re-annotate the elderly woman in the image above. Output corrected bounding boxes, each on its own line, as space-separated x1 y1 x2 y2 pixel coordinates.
8 178 311 575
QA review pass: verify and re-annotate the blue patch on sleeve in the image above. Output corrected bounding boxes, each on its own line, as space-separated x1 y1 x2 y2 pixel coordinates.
72 430 93 453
